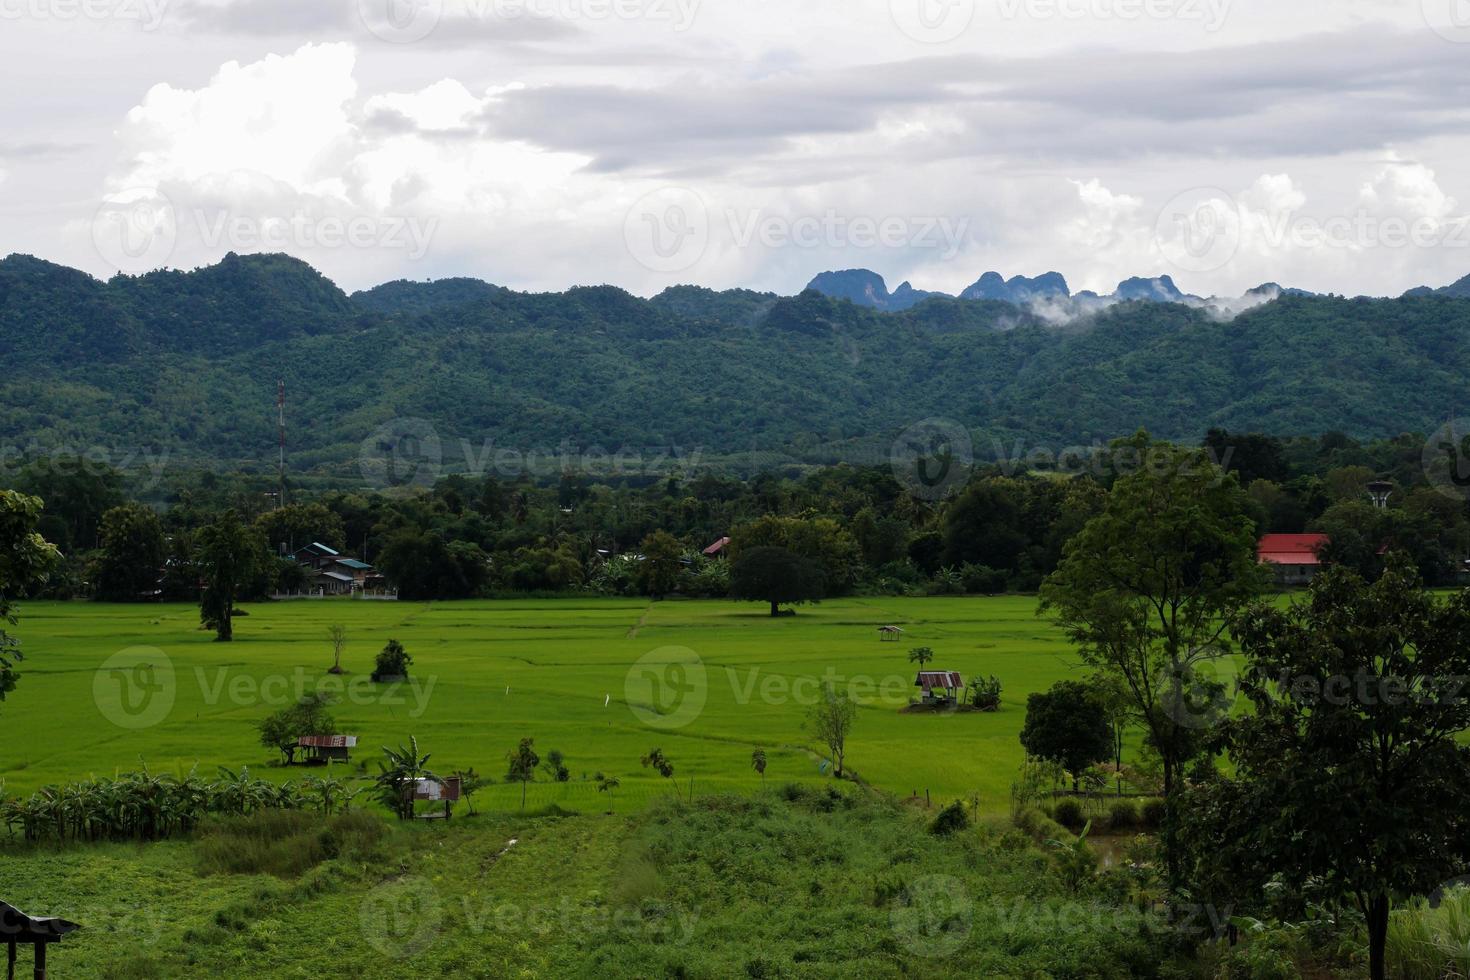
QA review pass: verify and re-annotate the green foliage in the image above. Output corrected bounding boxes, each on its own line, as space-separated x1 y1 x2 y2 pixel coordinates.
196 808 384 877
94 502 165 601
0 488 60 713
1020 680 1114 787
1387 887 1470 980
907 646 934 667
969 674 1003 711
636 530 682 597
1045 820 1098 893
805 683 858 778
1039 431 1266 889
0 765 305 844
1107 799 1139 830
929 799 969 836
1052 799 1085 830
196 511 267 642
373 736 436 820
256 693 338 765
730 546 826 617
370 638 411 682
1192 556 1470 979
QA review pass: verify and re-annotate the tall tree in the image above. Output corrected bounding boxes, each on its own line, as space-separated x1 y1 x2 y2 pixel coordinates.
0 490 61 716
196 511 266 642
506 737 540 811
94 502 166 601
730 546 826 617
637 530 683 598
806 683 858 778
1038 433 1265 890
1020 681 1115 791
1187 556 1470 980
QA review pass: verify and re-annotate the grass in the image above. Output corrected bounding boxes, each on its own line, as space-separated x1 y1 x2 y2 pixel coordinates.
0 595 1134 814
0 789 1174 979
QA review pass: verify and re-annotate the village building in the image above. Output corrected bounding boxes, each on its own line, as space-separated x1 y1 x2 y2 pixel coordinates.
1258 532 1329 586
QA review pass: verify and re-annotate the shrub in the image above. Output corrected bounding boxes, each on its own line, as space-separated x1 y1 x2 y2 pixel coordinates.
371 639 412 682
196 808 386 877
1053 798 1085 829
1387 886 1470 980
1012 806 1068 844
1107 800 1139 831
1140 799 1167 830
969 675 1003 711
930 800 970 836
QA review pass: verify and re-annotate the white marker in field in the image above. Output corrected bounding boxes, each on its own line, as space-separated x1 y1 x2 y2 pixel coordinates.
605 694 610 707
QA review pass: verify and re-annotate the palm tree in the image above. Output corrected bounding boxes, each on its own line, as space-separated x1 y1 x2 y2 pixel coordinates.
751 749 768 791
908 647 936 668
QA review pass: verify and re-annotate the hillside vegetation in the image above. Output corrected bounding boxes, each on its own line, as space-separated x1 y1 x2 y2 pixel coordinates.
2 252 1468 474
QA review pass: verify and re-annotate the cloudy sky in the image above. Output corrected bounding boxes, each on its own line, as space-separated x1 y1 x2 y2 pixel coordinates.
3 0 1470 298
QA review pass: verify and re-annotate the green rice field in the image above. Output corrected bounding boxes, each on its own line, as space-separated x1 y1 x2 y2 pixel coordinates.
0 595 1114 812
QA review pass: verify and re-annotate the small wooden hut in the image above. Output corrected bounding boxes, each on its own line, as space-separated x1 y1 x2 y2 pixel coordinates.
878 626 906 642
915 670 964 705
297 735 358 765
2 900 80 980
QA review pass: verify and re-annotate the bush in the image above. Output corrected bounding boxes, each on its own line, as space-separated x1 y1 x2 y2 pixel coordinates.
1052 798 1085 830
969 675 1003 711
196 808 386 877
1107 800 1139 831
371 639 412 682
960 563 1009 595
1140 799 1167 830
930 801 970 836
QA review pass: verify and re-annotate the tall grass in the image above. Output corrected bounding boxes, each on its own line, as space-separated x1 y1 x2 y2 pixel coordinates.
1388 887 1470 980
196 808 386 877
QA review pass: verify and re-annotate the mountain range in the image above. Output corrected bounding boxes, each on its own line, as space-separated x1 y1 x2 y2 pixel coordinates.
802 268 1319 319
2 251 1469 481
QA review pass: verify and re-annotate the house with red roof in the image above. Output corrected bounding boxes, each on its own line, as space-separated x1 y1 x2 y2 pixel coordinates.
1258 533 1329 586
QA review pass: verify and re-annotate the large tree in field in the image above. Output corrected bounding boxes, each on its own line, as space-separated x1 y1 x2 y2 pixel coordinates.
95 502 166 601
1038 433 1265 890
730 546 826 617
0 489 61 716
637 530 683 598
1020 681 1114 791
197 511 266 642
1185 556 1470 980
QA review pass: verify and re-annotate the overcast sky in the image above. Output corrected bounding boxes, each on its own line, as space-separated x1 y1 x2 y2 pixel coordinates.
3 0 1470 298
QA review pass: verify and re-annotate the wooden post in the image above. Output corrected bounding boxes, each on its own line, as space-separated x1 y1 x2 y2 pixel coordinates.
32 943 43 980
9 941 16 980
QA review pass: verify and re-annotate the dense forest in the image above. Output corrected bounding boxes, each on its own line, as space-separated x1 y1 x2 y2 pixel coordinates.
12 425 1469 604
3 252 1470 481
